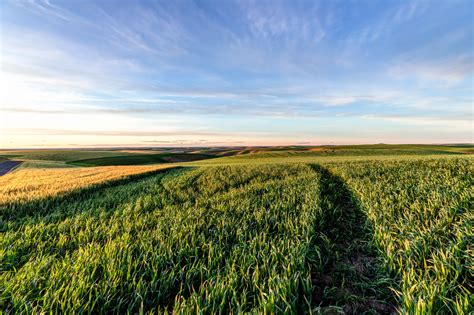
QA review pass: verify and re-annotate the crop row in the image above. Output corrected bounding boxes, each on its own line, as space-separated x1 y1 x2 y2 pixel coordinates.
1 157 472 313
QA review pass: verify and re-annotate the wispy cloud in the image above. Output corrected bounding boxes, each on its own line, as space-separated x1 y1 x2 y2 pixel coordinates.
1 128 221 137
1 0 472 147
14 0 78 22
389 53 473 86
361 114 472 132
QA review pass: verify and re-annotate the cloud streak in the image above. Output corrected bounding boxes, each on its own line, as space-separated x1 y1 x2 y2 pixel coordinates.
1 0 472 147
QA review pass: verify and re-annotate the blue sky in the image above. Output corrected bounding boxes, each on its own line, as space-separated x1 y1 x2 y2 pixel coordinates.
1 0 472 147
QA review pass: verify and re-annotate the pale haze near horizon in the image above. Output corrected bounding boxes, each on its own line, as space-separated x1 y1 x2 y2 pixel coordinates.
0 0 473 148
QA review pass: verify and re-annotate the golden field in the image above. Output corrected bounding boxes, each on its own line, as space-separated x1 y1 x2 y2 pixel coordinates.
0 164 174 205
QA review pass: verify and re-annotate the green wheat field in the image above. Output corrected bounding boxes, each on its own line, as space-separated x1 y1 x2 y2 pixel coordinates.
0 145 472 314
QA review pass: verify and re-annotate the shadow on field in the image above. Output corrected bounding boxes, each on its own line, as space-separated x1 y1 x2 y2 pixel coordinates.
0 166 186 226
310 165 397 314
1 167 192 276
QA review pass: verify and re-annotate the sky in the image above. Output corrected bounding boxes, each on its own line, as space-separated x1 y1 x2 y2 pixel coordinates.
0 0 473 148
